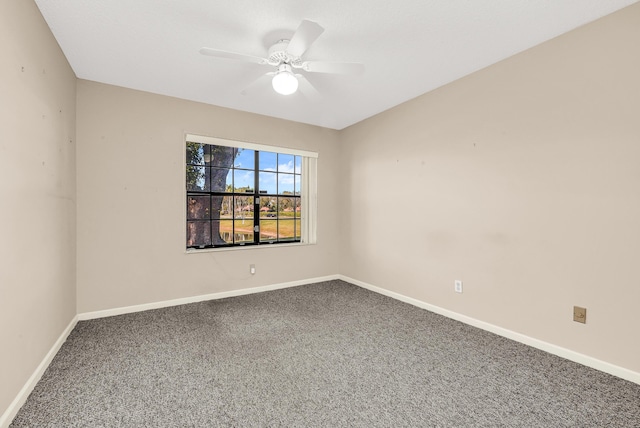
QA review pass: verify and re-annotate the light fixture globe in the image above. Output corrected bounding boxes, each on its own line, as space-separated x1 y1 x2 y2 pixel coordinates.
272 64 298 95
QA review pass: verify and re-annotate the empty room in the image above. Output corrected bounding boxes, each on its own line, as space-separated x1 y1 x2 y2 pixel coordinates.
1 0 639 426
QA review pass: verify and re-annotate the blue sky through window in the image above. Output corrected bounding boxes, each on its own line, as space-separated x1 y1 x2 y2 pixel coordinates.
234 149 254 169
234 170 254 191
259 151 277 171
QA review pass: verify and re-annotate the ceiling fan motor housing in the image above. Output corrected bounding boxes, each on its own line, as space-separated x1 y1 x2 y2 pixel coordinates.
268 39 302 67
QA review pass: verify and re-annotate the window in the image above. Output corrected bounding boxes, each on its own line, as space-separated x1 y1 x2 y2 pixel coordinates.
185 134 317 250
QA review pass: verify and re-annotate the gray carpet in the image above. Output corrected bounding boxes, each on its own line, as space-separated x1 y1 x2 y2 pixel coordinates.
11 280 640 427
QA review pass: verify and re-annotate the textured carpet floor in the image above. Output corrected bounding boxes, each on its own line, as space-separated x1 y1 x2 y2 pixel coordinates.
11 280 640 427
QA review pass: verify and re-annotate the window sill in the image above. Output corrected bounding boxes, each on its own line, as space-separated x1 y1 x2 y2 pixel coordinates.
184 241 313 254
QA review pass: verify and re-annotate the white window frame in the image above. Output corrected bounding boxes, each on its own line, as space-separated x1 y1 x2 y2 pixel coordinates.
184 133 318 252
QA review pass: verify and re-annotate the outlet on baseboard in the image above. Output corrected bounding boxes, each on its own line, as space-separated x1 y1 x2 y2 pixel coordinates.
250 264 256 275
454 280 463 293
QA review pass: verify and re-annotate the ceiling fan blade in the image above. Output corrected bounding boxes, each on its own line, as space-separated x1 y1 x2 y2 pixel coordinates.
199 47 268 65
240 72 275 96
286 20 324 57
296 75 322 102
302 61 365 76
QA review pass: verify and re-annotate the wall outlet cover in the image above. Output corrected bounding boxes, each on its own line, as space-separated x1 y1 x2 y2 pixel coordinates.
573 306 587 323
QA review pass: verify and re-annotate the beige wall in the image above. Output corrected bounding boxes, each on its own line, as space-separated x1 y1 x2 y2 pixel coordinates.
76 81 341 313
0 0 77 418
3 1 640 421
340 3 640 373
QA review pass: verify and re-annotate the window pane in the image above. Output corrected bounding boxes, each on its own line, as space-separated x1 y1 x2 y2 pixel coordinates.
279 197 295 218
211 195 232 220
186 142 207 166
259 196 277 218
187 196 210 219
234 220 254 243
216 196 233 219
259 171 277 194
210 167 232 192
209 145 237 168
260 220 277 242
234 149 254 169
295 198 301 218
295 219 301 239
259 151 277 171
295 156 302 174
278 154 295 173
278 220 295 240
186 166 209 191
187 221 211 247
234 170 254 193
234 196 254 219
278 173 295 195
217 220 233 244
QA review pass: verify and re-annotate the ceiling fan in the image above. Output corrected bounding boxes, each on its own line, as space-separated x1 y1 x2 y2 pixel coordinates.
199 20 364 98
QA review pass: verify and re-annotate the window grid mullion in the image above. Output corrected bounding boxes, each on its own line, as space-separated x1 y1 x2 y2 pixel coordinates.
209 190 213 246
231 163 235 245
254 151 260 244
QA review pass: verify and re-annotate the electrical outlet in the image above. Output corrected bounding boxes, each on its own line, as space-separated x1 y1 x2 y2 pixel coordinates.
573 306 586 323
250 264 256 275
454 280 463 293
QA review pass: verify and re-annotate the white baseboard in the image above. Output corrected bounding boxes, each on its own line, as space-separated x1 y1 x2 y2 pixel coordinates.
338 274 640 385
0 315 78 428
78 274 340 321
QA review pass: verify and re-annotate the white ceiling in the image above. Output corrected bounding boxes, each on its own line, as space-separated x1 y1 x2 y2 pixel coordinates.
34 0 638 130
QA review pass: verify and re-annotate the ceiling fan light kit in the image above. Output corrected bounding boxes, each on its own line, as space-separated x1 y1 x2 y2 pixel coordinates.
200 19 364 98
272 64 299 95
